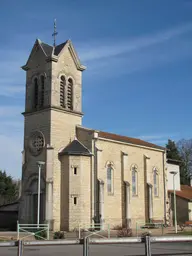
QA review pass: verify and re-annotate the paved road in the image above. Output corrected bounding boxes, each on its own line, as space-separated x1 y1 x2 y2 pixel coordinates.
1 243 192 256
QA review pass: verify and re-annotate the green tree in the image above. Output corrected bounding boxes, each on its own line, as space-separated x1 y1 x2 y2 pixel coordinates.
166 139 190 185
166 139 181 161
0 170 19 205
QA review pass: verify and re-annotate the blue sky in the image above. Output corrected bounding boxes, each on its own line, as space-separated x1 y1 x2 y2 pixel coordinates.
0 0 192 178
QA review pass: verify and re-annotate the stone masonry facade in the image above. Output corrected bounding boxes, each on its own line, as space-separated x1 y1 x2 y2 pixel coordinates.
19 38 168 232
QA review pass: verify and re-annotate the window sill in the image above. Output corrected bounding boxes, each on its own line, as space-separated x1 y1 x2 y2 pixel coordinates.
107 192 114 196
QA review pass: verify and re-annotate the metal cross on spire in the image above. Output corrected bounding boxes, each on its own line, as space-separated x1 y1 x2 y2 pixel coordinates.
52 19 58 47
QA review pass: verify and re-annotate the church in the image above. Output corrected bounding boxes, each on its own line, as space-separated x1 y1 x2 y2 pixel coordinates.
19 38 168 232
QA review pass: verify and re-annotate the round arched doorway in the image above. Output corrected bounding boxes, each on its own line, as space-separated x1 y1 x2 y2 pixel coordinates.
25 175 45 224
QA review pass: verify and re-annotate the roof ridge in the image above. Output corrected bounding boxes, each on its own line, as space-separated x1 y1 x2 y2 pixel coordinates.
59 139 92 156
40 40 53 47
76 126 165 150
100 130 140 141
75 138 91 154
54 40 68 56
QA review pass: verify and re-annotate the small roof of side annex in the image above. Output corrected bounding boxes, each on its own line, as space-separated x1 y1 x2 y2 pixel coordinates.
59 139 92 156
168 185 192 201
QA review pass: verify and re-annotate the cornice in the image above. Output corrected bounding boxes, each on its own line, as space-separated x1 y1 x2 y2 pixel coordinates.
22 106 84 117
21 65 30 71
97 137 165 153
68 41 86 71
46 55 58 63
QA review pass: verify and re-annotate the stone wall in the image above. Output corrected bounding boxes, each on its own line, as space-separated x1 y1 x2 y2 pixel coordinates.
60 155 69 230
20 40 84 231
60 155 91 231
50 42 83 230
95 138 166 228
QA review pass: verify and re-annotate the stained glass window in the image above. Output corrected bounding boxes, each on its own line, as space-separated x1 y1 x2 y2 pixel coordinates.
107 165 113 193
132 167 137 196
153 169 158 196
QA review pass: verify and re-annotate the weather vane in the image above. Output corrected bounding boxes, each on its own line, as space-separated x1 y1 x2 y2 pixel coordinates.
52 19 58 47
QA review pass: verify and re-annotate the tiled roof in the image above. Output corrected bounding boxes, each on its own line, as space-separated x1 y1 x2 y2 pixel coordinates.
40 41 67 56
54 42 67 55
168 185 192 200
98 131 165 150
59 139 92 156
41 42 53 56
167 158 182 165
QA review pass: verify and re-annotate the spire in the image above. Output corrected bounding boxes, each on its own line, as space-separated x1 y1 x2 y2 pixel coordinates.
52 19 58 47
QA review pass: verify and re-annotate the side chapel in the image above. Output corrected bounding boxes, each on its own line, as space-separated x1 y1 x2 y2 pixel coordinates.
19 38 168 231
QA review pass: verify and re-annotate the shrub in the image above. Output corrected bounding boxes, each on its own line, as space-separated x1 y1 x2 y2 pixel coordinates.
117 227 132 237
34 229 47 240
53 231 65 239
141 223 156 229
112 225 124 230
141 231 151 237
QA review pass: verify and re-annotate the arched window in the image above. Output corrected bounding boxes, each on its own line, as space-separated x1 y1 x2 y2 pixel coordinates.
132 166 138 196
40 76 44 107
67 78 73 110
60 76 66 108
153 168 159 196
34 78 38 109
107 164 113 194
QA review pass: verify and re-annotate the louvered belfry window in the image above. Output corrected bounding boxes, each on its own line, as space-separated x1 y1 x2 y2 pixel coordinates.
40 76 44 107
34 78 38 109
60 76 65 107
67 78 73 110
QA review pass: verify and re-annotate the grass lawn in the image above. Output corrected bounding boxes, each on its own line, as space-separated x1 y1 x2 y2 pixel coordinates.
177 230 192 235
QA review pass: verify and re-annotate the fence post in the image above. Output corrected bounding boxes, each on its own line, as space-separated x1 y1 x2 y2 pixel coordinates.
47 223 50 240
136 222 138 237
79 224 81 239
144 236 151 256
83 237 89 256
108 224 110 238
17 240 23 256
17 221 19 240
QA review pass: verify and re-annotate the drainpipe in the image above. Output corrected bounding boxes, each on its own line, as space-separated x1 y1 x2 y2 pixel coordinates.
98 179 104 229
93 133 102 224
163 151 167 225
93 138 97 222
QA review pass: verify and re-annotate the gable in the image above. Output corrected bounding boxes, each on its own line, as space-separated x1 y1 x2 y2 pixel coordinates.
59 139 92 156
22 39 48 70
56 40 86 71
22 39 86 71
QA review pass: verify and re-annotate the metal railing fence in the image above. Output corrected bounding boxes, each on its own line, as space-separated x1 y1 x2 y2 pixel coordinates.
17 222 49 240
136 221 164 237
0 235 192 256
78 223 111 239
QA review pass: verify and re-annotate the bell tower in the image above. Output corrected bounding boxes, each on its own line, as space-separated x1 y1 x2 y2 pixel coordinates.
19 37 86 230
